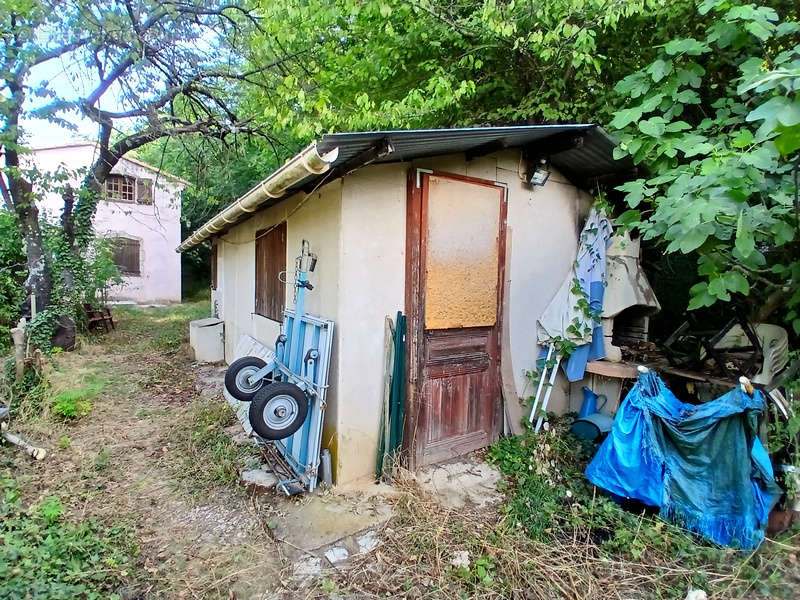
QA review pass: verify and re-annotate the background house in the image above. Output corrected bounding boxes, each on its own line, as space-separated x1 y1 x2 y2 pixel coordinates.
180 126 634 484
31 142 186 304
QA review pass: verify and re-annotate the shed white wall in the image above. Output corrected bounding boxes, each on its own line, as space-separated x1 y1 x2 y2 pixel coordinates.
212 150 591 484
334 164 407 482
30 144 183 303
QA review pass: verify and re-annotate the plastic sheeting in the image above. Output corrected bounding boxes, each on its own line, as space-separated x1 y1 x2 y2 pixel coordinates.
586 371 780 549
537 207 613 381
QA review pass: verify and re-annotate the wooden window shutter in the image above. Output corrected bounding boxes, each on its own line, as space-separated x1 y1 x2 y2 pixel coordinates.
136 178 153 204
112 238 141 275
255 223 286 321
210 243 218 290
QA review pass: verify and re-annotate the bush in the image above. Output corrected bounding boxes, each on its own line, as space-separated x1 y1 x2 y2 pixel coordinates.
0 211 27 353
49 381 104 421
0 474 138 600
1 357 47 419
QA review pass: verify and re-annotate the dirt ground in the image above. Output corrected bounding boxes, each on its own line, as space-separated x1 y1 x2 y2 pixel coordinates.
4 303 393 600
4 304 799 600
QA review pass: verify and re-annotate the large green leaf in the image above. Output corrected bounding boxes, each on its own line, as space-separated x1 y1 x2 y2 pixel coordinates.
774 124 800 156
610 107 644 129
734 211 755 258
639 117 666 137
723 270 750 295
678 228 709 253
647 59 672 83
664 38 710 56
688 282 716 310
746 96 800 129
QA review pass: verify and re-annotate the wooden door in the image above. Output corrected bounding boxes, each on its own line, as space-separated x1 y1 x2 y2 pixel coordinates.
405 170 507 467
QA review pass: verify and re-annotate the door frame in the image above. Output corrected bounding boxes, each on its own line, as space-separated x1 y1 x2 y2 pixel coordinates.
403 168 508 469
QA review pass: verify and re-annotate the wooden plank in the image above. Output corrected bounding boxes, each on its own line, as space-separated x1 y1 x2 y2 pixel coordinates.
585 360 640 379
403 168 424 469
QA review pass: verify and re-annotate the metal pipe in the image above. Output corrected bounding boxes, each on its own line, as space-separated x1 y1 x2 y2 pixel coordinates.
535 353 562 433
176 143 339 252
529 343 554 423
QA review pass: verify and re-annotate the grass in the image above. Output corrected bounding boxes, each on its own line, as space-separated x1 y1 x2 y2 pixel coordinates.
0 299 240 599
4 299 797 599
319 424 800 599
170 400 262 492
0 473 138 600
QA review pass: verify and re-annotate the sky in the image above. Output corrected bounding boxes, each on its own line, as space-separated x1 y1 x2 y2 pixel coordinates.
22 49 124 147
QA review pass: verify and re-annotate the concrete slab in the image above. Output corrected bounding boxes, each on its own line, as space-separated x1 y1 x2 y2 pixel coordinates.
241 467 278 489
271 493 392 552
293 556 322 577
415 459 502 509
356 530 379 553
324 546 349 564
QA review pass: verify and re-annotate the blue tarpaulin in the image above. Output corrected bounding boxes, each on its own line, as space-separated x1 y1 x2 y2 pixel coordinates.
586 371 780 549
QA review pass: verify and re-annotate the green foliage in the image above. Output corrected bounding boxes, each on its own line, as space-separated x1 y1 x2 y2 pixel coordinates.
610 0 800 328
0 474 137 600
0 211 26 350
50 388 95 421
172 400 261 491
48 369 107 421
488 422 797 596
248 0 700 137
23 215 123 352
2 357 46 419
767 356 800 495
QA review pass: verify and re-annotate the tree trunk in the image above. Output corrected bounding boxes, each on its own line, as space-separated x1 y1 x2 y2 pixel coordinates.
11 176 52 314
756 287 791 324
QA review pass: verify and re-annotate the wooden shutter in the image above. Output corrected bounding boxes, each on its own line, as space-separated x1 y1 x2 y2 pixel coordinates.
113 238 141 275
255 222 286 321
210 243 218 290
136 178 153 204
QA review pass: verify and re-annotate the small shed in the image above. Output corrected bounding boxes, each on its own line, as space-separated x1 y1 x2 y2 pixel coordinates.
178 126 634 484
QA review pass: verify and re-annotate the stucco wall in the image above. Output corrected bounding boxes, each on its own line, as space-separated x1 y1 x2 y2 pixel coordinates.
30 144 183 303
213 151 591 484
335 164 407 483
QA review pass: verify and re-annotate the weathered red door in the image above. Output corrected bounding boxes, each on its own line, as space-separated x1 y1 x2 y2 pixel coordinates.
405 170 507 467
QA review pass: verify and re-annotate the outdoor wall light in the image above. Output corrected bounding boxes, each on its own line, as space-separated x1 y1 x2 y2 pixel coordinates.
528 157 551 186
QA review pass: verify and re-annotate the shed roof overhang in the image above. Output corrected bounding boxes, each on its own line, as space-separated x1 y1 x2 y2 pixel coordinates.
177 125 634 252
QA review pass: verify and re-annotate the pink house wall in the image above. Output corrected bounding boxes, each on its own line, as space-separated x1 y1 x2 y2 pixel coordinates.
30 143 184 303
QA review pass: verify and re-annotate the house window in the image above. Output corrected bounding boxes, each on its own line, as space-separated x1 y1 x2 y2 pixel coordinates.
104 175 153 204
211 243 218 290
255 223 286 321
105 175 136 202
112 237 141 275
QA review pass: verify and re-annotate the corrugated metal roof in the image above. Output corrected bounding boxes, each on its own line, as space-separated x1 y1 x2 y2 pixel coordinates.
183 125 634 247
281 125 631 197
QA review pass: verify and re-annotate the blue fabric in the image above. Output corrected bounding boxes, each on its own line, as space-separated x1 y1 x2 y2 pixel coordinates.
565 280 607 381
564 214 613 381
586 371 780 549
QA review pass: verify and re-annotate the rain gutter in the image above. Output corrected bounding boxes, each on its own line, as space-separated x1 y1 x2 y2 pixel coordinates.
177 143 340 252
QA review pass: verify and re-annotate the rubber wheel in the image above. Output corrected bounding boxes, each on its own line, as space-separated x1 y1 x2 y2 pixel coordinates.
224 356 270 402
249 382 309 440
